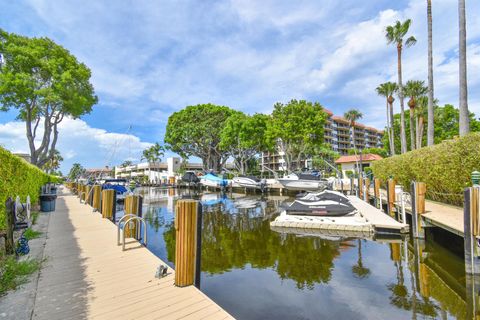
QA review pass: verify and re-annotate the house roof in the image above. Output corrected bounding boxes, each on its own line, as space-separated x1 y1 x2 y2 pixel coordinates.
335 154 383 164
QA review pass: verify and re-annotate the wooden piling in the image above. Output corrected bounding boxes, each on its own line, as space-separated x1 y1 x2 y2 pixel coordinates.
92 185 102 212
386 179 396 217
101 189 116 221
411 182 426 239
124 195 143 239
85 185 92 205
374 178 380 208
390 243 401 262
175 200 202 287
365 178 370 202
358 176 364 201
464 186 480 275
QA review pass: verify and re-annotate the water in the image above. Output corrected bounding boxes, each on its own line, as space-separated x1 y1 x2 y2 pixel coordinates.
136 187 471 320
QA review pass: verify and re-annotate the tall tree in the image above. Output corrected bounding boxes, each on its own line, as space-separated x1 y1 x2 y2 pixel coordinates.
164 104 237 172
220 113 268 175
376 82 398 155
0 29 97 167
458 0 469 136
266 100 327 172
43 149 63 174
385 19 417 154
142 142 164 183
404 80 428 150
68 163 85 181
344 109 363 173
426 0 435 146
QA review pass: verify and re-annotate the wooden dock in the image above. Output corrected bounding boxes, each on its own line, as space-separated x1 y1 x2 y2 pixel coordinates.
32 187 233 320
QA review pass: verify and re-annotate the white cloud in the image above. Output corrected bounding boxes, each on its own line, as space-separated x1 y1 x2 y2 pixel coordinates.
0 118 152 173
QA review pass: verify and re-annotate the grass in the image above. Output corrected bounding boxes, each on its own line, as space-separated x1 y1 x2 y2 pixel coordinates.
0 254 41 296
23 228 42 241
31 211 39 225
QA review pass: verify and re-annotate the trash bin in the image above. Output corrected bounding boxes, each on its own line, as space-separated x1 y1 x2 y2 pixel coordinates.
40 194 57 212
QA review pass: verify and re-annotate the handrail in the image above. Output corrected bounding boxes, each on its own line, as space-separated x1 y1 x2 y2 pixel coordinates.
117 214 139 245
117 215 147 250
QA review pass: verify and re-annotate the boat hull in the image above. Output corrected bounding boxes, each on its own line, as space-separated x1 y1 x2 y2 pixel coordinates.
232 177 262 189
277 179 327 191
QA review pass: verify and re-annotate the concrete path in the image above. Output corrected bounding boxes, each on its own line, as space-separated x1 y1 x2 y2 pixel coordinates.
30 188 233 320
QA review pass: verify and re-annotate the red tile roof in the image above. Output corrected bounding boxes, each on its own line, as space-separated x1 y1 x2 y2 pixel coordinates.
334 154 383 164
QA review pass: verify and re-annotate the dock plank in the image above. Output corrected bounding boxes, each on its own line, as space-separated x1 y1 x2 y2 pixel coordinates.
32 187 234 320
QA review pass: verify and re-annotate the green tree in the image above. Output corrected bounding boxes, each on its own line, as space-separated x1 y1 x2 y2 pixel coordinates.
426 0 435 146
121 160 133 167
344 109 363 173
348 147 388 158
220 113 268 175
376 82 398 155
164 104 237 172
0 29 97 167
141 142 164 182
265 100 327 172
404 80 427 150
42 149 63 174
385 19 417 154
68 163 85 181
458 0 469 136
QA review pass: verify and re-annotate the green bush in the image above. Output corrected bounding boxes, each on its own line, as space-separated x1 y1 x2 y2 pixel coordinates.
371 133 480 206
0 147 57 230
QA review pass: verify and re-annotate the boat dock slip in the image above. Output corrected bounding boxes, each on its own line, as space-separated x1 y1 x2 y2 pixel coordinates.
32 187 233 320
270 195 408 236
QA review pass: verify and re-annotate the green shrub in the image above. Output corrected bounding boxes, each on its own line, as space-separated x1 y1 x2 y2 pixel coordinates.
371 133 480 206
345 170 355 178
0 147 58 230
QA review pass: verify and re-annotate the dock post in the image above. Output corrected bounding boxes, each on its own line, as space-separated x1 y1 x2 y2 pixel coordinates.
411 182 426 239
124 195 143 239
85 185 92 205
175 200 202 287
358 176 364 200
374 178 380 208
350 177 354 196
464 186 480 275
101 189 116 221
364 178 370 202
386 179 395 217
92 185 102 212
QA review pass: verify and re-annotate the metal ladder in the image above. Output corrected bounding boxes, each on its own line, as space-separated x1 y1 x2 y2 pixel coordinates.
117 214 147 251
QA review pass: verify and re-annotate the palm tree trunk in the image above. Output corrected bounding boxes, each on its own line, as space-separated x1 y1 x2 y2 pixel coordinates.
397 45 408 153
389 102 396 155
385 100 393 155
418 116 424 148
458 0 469 136
409 108 416 150
427 0 435 146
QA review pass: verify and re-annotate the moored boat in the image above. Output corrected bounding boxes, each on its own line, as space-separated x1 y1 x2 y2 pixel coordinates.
102 179 129 203
286 190 356 217
199 173 229 189
232 175 267 191
277 172 329 191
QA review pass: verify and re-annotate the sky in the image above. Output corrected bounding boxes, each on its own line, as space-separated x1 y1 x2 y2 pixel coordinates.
0 0 479 173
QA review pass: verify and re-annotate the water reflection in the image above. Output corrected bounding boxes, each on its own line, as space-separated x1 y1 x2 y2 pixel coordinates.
137 187 478 320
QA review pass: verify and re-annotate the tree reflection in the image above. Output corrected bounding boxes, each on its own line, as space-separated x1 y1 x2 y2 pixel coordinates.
163 200 341 289
352 240 370 279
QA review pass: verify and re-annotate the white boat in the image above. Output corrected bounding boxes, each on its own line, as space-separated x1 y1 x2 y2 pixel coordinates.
277 172 329 191
199 173 229 189
232 176 267 191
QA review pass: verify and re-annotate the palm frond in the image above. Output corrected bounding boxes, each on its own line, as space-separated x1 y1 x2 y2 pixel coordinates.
405 36 417 47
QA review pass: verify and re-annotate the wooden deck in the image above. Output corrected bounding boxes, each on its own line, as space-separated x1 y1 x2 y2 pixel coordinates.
370 188 464 237
32 187 233 320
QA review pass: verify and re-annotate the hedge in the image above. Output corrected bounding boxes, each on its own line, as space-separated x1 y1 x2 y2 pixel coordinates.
0 147 56 230
371 133 480 206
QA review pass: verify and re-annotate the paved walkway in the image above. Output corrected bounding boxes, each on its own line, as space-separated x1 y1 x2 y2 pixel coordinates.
32 188 233 320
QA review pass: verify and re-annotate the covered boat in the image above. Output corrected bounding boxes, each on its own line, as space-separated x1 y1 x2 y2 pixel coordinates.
199 173 229 189
286 190 356 217
232 175 267 191
102 179 129 202
277 172 329 191
181 171 200 185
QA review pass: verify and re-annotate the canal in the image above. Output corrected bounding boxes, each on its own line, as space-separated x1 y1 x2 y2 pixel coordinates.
137 187 470 320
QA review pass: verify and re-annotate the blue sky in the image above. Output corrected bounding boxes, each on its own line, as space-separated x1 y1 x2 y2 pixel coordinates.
0 0 479 173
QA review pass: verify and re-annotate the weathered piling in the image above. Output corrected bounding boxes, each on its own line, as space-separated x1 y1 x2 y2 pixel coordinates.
358 176 364 200
92 185 102 212
174 200 202 287
374 178 380 208
386 178 396 216
101 189 116 221
464 186 480 275
411 182 427 239
124 195 143 239
85 185 92 205
365 178 370 202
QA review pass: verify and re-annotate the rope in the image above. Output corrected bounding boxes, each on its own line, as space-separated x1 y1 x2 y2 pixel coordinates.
16 230 30 255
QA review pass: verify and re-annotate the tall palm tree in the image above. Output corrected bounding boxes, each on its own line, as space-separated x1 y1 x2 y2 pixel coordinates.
344 109 363 174
415 96 429 148
404 80 428 150
376 82 398 155
458 0 469 136
142 142 165 184
426 0 435 146
386 19 417 154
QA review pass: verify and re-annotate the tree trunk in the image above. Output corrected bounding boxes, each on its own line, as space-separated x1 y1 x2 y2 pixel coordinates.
385 100 393 155
458 0 469 136
397 45 407 154
427 0 435 146
389 102 396 155
417 116 424 148
409 108 416 150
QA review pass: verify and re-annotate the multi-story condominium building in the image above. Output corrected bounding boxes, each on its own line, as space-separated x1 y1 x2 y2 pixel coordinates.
261 109 384 172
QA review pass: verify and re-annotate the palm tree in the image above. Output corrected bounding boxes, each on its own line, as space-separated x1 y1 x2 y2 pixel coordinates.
386 19 417 154
142 142 165 184
376 82 398 155
415 96 428 148
426 0 435 146
458 0 469 136
43 150 63 174
344 109 363 174
404 80 428 150
352 240 370 279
